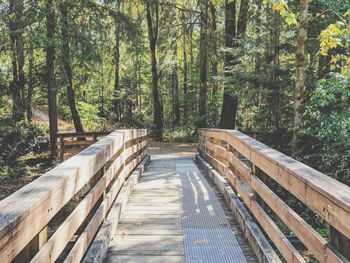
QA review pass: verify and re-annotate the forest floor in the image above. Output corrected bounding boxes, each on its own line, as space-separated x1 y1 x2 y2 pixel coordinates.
0 109 75 201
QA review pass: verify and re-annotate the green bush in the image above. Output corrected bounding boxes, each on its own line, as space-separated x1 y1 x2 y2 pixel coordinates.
0 120 49 179
299 72 350 184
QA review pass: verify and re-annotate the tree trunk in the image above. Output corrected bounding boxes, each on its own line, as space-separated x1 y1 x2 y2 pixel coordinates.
27 47 34 121
114 1 122 121
146 0 163 140
9 0 26 122
46 0 58 157
60 2 84 133
237 0 249 36
172 37 180 128
198 0 208 128
293 0 309 152
220 0 237 129
182 26 188 124
209 2 218 97
220 0 249 129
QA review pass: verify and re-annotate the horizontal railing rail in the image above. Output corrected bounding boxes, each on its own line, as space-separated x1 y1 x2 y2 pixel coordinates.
198 128 350 263
57 131 112 162
0 129 147 263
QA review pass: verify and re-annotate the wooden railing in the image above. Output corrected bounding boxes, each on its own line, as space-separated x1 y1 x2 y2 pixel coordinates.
0 129 148 263
198 129 350 263
57 131 111 162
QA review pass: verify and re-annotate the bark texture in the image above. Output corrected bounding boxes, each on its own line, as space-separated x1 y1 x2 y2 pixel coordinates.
9 0 26 122
198 0 208 128
220 0 237 129
220 0 249 129
293 0 309 151
60 2 84 132
172 37 180 128
114 1 122 121
46 0 58 156
146 0 163 140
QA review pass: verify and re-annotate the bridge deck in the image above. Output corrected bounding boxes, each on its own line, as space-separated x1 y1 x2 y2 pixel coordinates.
105 144 257 263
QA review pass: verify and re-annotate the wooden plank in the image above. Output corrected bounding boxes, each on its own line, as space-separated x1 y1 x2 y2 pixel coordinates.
30 149 128 263
57 131 111 138
105 255 185 263
82 154 150 263
199 130 350 262
0 129 146 263
233 174 305 263
251 174 347 263
63 149 146 263
109 235 183 253
199 148 305 263
63 140 94 146
221 130 350 240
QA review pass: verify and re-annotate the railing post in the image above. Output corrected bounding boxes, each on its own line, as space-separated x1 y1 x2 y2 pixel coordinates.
329 226 350 260
59 134 64 162
13 227 48 263
93 132 98 143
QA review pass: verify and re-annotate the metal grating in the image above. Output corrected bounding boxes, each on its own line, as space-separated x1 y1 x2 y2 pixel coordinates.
177 162 247 263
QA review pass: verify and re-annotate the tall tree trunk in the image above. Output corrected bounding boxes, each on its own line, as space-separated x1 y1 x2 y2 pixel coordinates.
237 0 249 35
293 0 309 152
220 0 237 129
209 1 218 97
46 0 58 157
220 0 249 129
198 0 208 128
27 47 34 121
60 2 84 133
182 24 188 123
146 0 163 140
172 37 180 128
270 12 281 131
9 0 26 122
114 1 122 121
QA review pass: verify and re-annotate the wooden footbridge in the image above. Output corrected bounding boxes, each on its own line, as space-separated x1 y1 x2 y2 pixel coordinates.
1 129 350 263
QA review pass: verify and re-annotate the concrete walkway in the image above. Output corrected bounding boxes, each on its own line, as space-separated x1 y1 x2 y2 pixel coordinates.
105 144 257 263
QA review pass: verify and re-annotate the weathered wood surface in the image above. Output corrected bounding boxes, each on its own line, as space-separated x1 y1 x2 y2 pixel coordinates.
105 144 257 263
0 129 147 263
57 131 112 161
199 129 350 262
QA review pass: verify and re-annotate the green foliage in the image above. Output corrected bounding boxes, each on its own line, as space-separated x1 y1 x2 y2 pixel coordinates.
163 128 197 143
77 102 107 131
299 73 350 184
0 120 49 180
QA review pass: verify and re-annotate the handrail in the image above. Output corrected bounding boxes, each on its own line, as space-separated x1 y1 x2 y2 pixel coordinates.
0 129 147 263
56 131 112 162
198 128 350 263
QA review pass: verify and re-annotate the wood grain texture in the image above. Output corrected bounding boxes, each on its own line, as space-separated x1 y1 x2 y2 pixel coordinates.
198 129 350 263
0 129 146 263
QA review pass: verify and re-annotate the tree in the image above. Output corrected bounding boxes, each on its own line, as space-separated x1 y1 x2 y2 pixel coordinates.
9 0 26 122
172 35 180 128
46 0 58 156
293 0 309 152
198 0 208 128
146 0 163 140
219 0 249 129
219 0 237 129
60 1 84 133
113 0 122 121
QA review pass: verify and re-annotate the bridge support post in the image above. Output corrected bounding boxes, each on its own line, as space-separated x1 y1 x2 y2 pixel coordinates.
13 227 48 263
329 226 350 260
58 134 64 162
